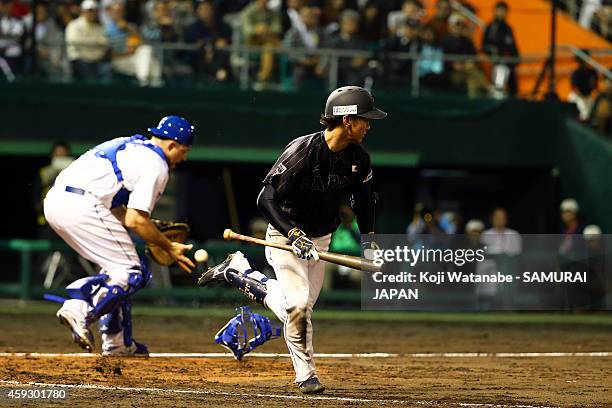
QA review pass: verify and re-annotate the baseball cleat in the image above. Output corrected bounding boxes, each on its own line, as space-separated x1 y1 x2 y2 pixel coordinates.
197 251 250 286
102 341 149 357
298 377 325 394
57 308 95 352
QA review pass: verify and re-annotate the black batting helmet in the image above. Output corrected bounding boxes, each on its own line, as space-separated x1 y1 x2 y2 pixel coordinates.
322 86 387 120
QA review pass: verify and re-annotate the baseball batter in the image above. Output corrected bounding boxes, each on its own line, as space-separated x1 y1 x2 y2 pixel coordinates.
44 115 195 356
199 86 386 393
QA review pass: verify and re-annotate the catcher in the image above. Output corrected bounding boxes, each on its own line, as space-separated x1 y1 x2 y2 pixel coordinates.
44 115 195 356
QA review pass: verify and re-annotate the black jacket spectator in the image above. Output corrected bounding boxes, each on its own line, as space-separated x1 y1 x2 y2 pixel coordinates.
383 20 421 89
183 0 232 82
359 1 386 45
441 31 477 56
320 9 368 86
441 27 477 76
482 2 519 94
482 20 518 59
572 64 598 97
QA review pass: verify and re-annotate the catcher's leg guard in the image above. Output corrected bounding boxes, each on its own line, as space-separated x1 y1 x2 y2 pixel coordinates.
99 298 149 356
121 300 134 347
58 258 150 353
98 263 151 349
99 300 136 347
66 260 150 323
65 274 121 323
99 308 122 336
99 307 123 345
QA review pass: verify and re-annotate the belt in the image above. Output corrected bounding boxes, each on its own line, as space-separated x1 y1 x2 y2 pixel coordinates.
65 186 85 195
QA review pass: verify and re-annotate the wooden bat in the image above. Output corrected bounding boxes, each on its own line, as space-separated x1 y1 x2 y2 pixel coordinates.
223 228 382 273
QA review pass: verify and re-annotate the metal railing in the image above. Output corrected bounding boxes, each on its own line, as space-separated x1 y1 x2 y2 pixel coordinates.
564 44 612 81
4 39 612 97
450 0 485 28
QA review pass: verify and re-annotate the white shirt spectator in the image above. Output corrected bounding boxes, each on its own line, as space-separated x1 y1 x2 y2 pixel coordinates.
0 13 25 58
65 15 109 62
481 228 522 255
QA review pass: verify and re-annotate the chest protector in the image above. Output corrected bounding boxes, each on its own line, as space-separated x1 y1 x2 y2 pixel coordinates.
93 134 166 208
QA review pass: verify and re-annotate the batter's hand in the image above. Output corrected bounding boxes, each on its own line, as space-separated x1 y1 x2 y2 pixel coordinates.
168 242 195 273
361 240 380 261
288 227 319 261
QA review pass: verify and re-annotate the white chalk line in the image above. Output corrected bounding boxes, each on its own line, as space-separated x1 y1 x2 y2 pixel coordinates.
0 351 610 358
410 352 612 358
0 380 558 408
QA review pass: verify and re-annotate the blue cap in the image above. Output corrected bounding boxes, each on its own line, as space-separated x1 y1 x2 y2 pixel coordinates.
148 115 195 146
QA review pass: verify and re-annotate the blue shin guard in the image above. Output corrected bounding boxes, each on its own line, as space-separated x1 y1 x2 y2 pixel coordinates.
215 306 281 360
65 261 151 324
99 299 136 348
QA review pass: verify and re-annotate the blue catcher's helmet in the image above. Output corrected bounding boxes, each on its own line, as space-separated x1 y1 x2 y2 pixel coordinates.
148 115 195 146
215 306 281 360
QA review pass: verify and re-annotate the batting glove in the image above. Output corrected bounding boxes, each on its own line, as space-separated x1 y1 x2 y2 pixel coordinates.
288 227 319 261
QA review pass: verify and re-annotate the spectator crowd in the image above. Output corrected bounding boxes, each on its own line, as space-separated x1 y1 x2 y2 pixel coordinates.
0 0 610 130
326 194 609 310
0 0 524 96
402 198 608 310
569 0 612 41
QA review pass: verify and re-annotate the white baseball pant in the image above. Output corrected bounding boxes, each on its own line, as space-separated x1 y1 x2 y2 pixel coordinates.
44 185 141 348
263 224 331 383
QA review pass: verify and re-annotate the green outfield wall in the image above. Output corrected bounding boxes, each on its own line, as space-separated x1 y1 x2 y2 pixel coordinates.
0 82 571 168
2 82 611 231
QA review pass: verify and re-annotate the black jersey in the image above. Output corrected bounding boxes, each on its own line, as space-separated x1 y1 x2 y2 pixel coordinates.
263 131 372 237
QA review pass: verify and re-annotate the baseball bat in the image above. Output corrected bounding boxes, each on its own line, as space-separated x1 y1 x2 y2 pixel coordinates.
223 228 382 273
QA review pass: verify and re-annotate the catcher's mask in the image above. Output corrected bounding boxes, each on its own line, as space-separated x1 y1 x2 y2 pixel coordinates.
215 306 281 360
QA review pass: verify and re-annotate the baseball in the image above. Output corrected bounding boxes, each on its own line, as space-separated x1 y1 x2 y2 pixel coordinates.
194 249 209 263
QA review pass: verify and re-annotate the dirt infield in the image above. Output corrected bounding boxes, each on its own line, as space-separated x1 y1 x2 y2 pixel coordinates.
0 305 611 407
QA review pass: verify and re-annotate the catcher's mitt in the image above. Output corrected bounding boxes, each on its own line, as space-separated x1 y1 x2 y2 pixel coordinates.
146 219 190 266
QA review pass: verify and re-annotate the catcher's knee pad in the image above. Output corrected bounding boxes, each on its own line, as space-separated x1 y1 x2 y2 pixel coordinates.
66 263 150 322
225 268 268 305
215 306 281 360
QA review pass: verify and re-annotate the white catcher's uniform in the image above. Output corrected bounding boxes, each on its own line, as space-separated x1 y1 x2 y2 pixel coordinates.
44 136 168 349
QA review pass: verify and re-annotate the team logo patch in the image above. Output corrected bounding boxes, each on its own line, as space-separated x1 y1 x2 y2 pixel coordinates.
332 104 358 115
273 163 287 176
352 165 358 173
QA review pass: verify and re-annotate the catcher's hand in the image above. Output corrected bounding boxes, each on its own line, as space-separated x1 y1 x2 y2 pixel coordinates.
146 219 194 272
288 227 319 261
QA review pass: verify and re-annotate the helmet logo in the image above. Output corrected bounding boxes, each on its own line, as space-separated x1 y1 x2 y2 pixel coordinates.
332 104 358 115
